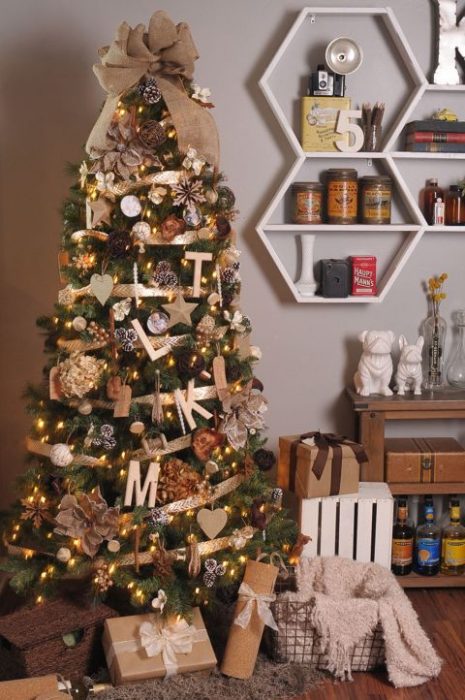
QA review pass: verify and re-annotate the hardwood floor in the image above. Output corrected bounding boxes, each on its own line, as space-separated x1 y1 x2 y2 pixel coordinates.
293 588 465 700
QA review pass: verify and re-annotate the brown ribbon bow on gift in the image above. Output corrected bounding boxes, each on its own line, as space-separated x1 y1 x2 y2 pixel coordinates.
289 431 368 496
86 10 220 168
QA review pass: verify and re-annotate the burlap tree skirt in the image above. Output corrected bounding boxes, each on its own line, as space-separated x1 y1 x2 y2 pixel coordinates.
96 656 322 700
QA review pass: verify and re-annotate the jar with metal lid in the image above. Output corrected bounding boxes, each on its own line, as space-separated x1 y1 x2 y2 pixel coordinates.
326 169 358 224
445 185 465 225
360 175 392 224
291 181 323 224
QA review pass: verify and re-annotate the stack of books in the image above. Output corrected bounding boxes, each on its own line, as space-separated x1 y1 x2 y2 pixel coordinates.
405 120 465 153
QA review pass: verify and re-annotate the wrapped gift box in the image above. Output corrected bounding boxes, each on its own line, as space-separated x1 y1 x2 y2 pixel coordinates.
103 607 216 685
0 674 62 700
0 598 117 681
278 432 367 498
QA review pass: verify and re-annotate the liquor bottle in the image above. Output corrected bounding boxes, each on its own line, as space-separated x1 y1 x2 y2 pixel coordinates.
391 496 414 575
441 497 465 575
421 178 444 225
415 496 440 576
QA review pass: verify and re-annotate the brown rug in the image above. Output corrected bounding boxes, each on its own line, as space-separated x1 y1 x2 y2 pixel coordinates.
95 655 323 700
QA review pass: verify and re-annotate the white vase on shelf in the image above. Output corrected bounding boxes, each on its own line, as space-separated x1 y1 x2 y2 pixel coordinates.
296 233 317 296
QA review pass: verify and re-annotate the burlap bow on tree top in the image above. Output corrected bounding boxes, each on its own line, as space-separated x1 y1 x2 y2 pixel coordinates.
86 10 220 168
289 432 368 495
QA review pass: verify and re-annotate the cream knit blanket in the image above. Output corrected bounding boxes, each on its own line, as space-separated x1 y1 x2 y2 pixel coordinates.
281 556 442 688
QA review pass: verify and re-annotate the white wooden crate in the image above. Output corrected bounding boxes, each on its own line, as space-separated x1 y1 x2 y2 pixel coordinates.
299 482 393 568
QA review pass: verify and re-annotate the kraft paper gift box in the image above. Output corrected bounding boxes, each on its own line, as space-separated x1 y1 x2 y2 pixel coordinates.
103 607 216 685
0 674 64 700
278 432 367 498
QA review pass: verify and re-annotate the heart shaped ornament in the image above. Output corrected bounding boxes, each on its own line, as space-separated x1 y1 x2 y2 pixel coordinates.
197 508 228 540
90 273 113 306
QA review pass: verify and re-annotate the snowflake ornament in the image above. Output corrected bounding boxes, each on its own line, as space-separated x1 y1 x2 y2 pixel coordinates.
171 173 206 208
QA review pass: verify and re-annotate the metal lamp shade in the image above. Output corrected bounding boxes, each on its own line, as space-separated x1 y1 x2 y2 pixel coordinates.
325 37 363 75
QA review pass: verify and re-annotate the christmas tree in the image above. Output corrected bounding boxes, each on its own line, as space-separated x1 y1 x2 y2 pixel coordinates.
1 11 296 618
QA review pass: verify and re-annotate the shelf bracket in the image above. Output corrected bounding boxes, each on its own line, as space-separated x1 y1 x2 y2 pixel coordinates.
366 158 373 167
310 15 316 24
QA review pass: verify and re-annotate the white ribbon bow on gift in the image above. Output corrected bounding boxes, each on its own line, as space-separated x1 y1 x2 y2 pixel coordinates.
139 618 199 677
234 582 279 632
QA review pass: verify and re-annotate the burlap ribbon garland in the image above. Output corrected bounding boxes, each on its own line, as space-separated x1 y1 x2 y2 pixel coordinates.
86 10 219 168
289 432 368 496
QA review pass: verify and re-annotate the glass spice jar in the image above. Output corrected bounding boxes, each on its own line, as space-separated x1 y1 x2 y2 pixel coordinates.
360 175 392 224
291 182 323 224
445 185 465 226
326 168 358 224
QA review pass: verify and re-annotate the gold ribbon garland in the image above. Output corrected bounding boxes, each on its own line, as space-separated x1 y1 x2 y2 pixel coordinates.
58 282 200 305
57 332 189 354
67 384 218 411
85 10 219 168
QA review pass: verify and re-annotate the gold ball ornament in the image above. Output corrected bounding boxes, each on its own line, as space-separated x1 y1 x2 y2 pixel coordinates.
78 400 93 416
72 316 87 332
107 539 121 553
205 188 218 204
56 547 72 563
205 460 219 475
129 421 145 435
207 292 220 306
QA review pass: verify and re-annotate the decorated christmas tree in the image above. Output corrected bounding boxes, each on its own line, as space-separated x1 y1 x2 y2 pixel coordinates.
1 11 296 619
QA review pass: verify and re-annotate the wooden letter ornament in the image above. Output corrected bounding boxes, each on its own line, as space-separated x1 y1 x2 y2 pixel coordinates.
131 318 170 362
124 460 160 507
174 380 213 431
184 251 213 296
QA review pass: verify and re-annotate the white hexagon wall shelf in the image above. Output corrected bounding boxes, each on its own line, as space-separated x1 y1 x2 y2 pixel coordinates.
256 6 460 304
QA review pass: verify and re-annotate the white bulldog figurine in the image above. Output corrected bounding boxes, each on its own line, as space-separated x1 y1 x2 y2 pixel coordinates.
354 330 395 397
396 335 424 396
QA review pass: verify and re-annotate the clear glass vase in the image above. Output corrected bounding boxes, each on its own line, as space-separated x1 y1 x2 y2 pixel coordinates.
422 313 447 389
447 310 465 388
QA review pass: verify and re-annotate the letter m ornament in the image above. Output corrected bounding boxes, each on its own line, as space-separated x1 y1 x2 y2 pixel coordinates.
433 0 465 84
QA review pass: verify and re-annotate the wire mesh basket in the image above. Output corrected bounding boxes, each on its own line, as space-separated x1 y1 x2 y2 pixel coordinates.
265 600 385 672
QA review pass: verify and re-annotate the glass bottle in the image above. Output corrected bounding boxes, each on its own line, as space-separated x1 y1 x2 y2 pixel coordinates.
422 178 444 225
415 496 440 576
391 496 414 576
446 310 465 388
441 497 465 575
445 185 464 225
422 313 447 389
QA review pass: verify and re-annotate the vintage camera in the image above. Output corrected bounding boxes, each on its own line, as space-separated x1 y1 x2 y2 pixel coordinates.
309 65 345 97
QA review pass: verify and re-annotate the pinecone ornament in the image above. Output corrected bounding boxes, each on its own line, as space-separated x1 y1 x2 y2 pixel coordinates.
203 570 217 588
221 267 237 285
153 261 178 288
150 507 169 527
140 78 162 104
271 487 283 504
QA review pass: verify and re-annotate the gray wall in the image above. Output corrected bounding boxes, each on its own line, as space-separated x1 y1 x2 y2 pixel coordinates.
1 0 464 507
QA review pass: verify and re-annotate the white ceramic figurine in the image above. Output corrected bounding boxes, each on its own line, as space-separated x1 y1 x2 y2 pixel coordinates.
395 335 424 396
354 330 395 396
